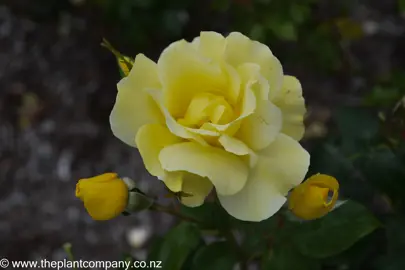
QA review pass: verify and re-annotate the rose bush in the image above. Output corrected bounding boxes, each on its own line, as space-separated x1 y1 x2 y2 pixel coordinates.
110 31 310 221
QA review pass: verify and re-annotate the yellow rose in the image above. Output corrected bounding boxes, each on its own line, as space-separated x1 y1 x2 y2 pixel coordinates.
288 174 339 220
110 32 310 221
76 173 128 220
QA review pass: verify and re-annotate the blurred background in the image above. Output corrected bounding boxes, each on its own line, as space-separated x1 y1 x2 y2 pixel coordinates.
1 0 405 268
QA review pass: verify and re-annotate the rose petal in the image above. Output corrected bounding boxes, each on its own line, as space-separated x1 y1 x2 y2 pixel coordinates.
159 142 248 195
162 171 213 207
135 124 182 177
217 157 287 222
147 88 211 146
225 32 283 99
272 75 306 141
236 100 282 151
158 40 228 118
259 133 310 194
202 75 257 135
180 172 213 207
110 54 164 147
218 135 258 168
198 31 226 62
218 134 310 221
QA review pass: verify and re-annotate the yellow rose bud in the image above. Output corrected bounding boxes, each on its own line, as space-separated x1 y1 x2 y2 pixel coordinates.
75 173 129 221
288 173 339 220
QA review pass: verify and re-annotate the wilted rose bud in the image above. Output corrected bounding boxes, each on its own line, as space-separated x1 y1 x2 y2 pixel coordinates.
288 173 339 220
76 173 152 220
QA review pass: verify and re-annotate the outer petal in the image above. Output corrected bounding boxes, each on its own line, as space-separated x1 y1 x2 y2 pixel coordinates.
225 32 283 99
197 31 226 62
135 124 183 177
110 54 164 147
218 157 287 222
259 133 310 194
218 135 258 168
180 172 213 207
218 133 310 221
236 100 282 151
158 40 228 118
161 171 212 207
272 76 306 141
159 142 248 196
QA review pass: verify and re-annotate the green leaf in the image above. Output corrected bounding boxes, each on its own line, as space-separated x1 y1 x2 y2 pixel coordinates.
335 107 379 153
180 202 231 231
101 38 134 78
289 4 310 24
211 0 230 11
147 222 202 270
359 148 405 209
399 0 405 13
262 243 321 270
375 217 405 270
126 191 154 212
270 21 297 41
292 200 380 258
234 215 280 257
364 86 401 107
191 242 238 270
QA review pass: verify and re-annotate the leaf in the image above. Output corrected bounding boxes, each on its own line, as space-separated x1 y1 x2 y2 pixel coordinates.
270 21 297 41
334 106 379 154
117 56 134 78
262 243 321 270
289 3 310 24
191 242 238 270
233 215 280 257
180 202 231 231
211 0 231 11
101 38 134 78
308 141 375 204
147 222 202 270
359 148 405 209
375 217 405 270
364 86 401 107
399 0 405 13
292 200 380 258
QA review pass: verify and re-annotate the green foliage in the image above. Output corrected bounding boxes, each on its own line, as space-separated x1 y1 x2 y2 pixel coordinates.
262 243 321 270
399 0 405 13
147 222 203 270
292 201 380 258
180 202 231 231
192 242 238 270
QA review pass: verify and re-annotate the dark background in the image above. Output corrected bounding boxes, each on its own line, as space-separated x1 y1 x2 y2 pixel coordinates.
1 0 405 267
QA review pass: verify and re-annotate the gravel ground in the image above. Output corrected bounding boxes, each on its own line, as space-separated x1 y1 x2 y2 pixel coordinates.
0 4 174 262
0 0 404 264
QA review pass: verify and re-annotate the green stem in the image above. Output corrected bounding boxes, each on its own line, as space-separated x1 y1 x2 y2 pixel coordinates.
63 243 77 270
149 203 202 224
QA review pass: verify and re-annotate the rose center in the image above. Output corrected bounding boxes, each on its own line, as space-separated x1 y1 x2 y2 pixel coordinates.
177 92 235 128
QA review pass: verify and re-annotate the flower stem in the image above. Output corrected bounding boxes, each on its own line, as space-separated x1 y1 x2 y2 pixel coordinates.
149 203 201 224
63 243 77 270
